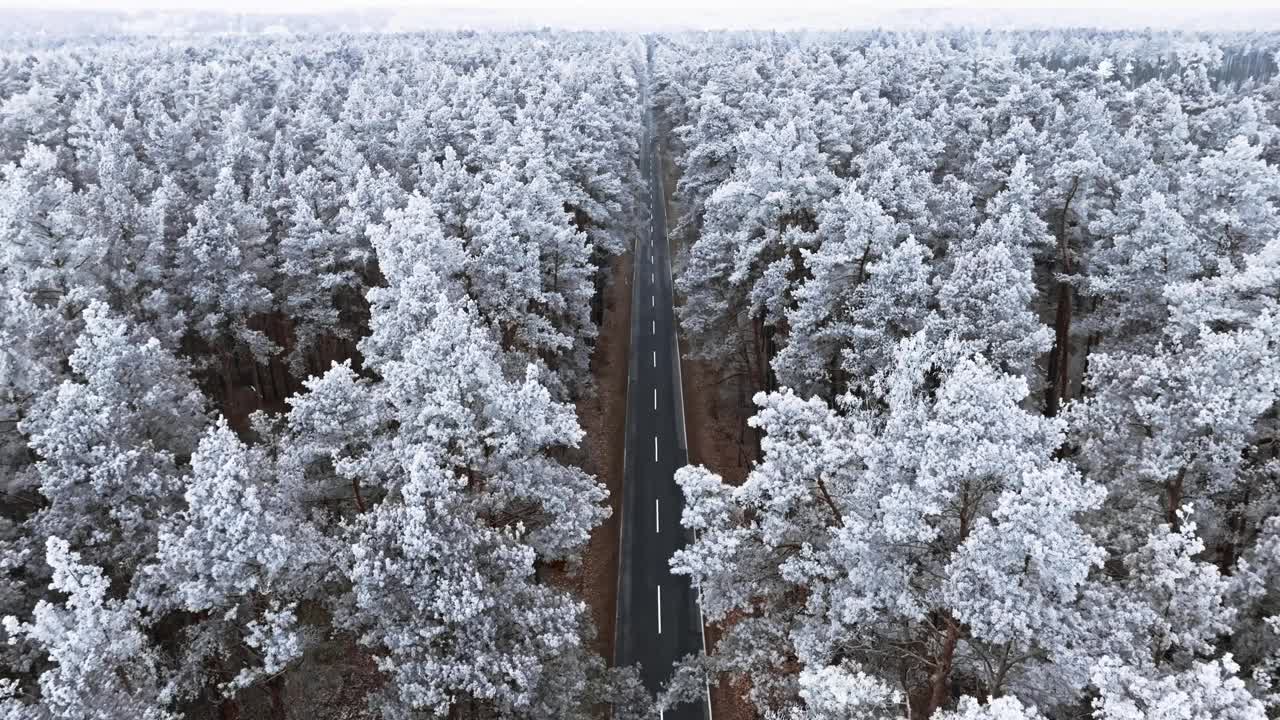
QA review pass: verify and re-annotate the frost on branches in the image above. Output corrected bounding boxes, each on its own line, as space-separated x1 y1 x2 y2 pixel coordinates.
1 31 641 719
1 23 1279 720
659 29 1280 720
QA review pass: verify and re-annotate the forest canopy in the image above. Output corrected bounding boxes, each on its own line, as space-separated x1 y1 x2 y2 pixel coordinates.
655 29 1280 720
0 31 644 719
0 25 1279 720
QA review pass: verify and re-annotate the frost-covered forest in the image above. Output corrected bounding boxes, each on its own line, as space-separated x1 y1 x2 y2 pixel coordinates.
656 31 1280 720
0 24 1279 720
0 33 645 719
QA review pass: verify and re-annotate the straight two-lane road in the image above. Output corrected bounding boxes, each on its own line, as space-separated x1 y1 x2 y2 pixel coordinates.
613 52 709 720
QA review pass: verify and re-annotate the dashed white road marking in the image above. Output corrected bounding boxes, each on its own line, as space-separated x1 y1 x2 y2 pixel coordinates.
653 350 657 367
652 320 656 334
653 387 658 410
651 272 655 283
651 295 655 308
655 498 660 533
657 585 663 635
654 436 658 462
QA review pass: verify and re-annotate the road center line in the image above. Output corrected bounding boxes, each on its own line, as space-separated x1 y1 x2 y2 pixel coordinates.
654 436 658 462
651 272 655 283
651 295 655 308
651 320 655 334
657 585 663 635
653 387 657 410
655 498 660 533
652 350 656 367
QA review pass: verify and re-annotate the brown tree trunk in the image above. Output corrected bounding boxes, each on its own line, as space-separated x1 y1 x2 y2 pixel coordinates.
749 314 767 459
751 312 767 395
268 674 287 720
1044 177 1080 418
1218 501 1247 575
925 615 961 717
1044 281 1073 417
352 477 367 513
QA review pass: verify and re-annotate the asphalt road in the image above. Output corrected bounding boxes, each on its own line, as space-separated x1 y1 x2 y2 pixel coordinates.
613 55 709 720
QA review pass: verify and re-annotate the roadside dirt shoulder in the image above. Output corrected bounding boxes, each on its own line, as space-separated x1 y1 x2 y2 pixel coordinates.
574 249 633 664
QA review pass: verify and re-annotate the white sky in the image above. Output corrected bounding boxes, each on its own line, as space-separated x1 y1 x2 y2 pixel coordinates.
1 0 1278 30
2 0 1277 12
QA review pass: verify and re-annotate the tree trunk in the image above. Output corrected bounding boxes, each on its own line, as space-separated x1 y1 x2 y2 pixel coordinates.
749 315 767 460
219 699 241 720
1044 177 1080 418
1218 500 1247 575
268 674 287 720
352 477 366 513
1044 281 1073 417
925 614 960 717
751 312 767 396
